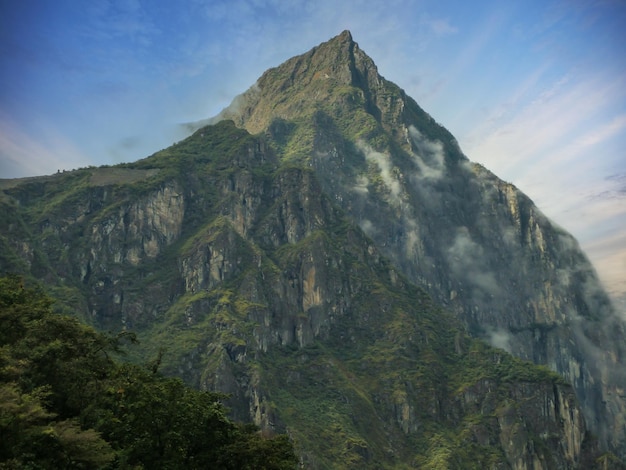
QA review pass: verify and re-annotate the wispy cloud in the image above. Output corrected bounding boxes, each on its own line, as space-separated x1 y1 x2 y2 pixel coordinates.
418 8 512 104
0 115 93 178
484 326 513 353
447 227 502 297
463 71 625 185
83 0 160 46
422 16 458 37
575 114 626 147
584 229 626 305
460 68 626 302
357 141 402 204
408 126 446 180
601 173 626 197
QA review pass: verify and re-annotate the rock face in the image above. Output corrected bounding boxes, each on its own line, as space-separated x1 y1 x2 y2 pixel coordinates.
209 30 626 455
0 31 624 467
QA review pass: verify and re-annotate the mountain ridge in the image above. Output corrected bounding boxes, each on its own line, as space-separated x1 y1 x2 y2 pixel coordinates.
1 31 624 467
207 30 626 455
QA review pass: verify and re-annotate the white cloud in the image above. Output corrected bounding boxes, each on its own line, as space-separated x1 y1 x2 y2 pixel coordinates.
357 141 402 204
575 114 626 147
418 8 513 104
447 228 502 297
0 115 93 178
423 17 458 37
464 72 625 180
484 327 513 353
83 0 160 46
584 230 626 301
408 125 446 179
353 174 370 195
359 219 376 237
458 69 626 303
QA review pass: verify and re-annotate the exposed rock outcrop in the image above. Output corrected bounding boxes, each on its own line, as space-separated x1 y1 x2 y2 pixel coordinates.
213 30 626 456
1 31 623 467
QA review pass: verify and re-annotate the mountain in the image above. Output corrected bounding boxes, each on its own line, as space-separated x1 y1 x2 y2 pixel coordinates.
1 31 624 467
206 30 626 454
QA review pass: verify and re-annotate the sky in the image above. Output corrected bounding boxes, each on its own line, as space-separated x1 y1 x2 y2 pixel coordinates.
1 0 625 307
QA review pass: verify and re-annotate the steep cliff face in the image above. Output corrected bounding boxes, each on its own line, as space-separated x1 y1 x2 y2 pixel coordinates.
211 30 626 454
0 31 624 467
0 120 604 468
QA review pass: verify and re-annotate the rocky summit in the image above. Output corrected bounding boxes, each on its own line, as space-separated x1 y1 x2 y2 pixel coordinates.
1 31 625 468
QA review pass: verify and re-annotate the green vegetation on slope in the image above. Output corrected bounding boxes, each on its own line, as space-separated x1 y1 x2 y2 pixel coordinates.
0 275 298 469
0 101 611 468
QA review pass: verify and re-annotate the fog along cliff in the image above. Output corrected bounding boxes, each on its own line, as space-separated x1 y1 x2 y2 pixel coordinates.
210 31 626 456
0 31 624 468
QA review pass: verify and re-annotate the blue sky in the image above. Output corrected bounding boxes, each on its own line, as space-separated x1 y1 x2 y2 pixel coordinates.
1 0 625 304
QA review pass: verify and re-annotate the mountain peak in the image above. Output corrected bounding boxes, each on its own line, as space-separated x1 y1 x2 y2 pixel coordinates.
4 30 626 466
201 32 465 167
294 29 372 85
335 29 354 44
327 29 358 55
211 31 388 135
259 29 374 87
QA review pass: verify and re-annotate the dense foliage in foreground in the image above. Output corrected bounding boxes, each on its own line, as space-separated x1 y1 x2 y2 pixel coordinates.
0 275 298 469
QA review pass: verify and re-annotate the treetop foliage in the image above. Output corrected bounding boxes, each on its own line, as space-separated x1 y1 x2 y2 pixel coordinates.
0 275 298 469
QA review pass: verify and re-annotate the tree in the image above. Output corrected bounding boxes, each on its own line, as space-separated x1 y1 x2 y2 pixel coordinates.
0 275 298 469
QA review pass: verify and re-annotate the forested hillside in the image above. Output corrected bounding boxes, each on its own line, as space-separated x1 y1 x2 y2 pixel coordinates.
0 275 297 469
